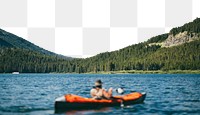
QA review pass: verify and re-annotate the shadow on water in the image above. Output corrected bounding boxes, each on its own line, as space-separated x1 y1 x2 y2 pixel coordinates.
54 103 146 115
55 107 112 114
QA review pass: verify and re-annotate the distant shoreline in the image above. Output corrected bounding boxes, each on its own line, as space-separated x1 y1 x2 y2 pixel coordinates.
1 70 200 74
85 70 200 74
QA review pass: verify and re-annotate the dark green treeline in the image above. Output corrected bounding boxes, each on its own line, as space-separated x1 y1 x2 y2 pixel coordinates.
1 39 200 73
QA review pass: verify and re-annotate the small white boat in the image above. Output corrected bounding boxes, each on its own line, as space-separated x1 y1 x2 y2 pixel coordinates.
12 72 19 74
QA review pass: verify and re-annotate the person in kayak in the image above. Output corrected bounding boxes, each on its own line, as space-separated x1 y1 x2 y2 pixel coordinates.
90 79 113 99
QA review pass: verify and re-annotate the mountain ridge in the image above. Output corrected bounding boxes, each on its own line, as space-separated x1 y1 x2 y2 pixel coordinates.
0 29 71 59
0 18 200 73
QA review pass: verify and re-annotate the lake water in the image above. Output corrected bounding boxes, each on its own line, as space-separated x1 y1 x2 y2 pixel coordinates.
0 74 200 115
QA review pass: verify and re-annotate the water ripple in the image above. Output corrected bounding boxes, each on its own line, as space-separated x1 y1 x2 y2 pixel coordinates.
0 74 200 115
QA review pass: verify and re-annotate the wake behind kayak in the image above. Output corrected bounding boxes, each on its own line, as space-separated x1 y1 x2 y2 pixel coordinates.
54 92 146 113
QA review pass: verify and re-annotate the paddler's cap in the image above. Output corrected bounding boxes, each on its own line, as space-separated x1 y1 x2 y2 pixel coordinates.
95 79 103 86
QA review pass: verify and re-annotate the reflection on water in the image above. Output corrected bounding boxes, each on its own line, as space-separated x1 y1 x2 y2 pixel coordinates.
0 74 200 115
63 107 112 115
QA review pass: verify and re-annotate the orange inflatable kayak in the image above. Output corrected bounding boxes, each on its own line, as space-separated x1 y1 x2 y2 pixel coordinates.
55 92 146 111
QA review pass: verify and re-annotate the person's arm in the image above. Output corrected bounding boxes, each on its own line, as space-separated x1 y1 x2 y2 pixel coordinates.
102 88 113 99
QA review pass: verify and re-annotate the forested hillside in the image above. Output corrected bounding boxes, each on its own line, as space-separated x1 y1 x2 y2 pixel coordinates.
170 18 200 35
0 29 71 59
0 18 200 73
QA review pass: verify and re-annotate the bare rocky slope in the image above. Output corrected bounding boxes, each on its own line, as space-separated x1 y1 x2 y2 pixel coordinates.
162 31 200 47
